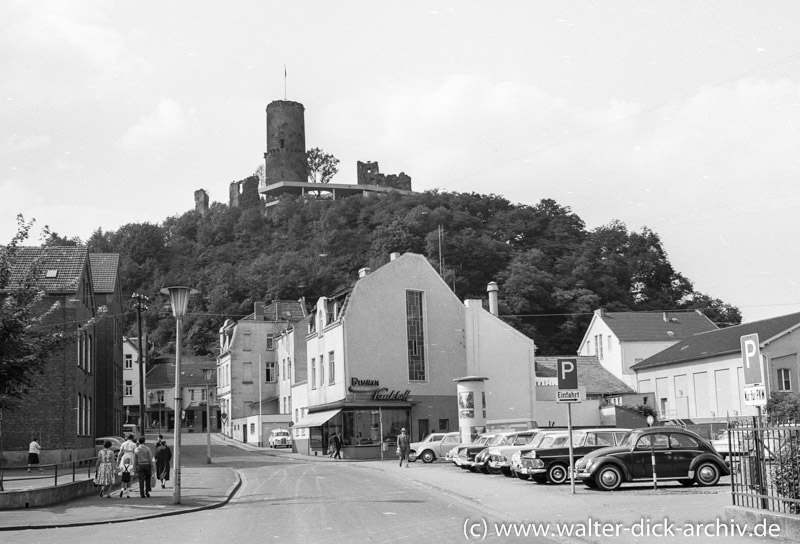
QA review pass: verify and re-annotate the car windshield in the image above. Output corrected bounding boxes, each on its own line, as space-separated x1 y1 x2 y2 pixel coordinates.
539 434 569 448
571 432 587 447
619 431 638 448
491 434 512 445
528 433 551 448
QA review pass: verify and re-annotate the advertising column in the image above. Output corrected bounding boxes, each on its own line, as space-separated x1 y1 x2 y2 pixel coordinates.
454 376 489 444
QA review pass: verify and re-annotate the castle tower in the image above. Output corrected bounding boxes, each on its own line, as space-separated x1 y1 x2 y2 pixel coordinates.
264 100 307 186
194 189 209 215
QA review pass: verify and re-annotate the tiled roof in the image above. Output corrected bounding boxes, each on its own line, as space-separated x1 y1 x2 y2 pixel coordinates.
599 310 718 342
146 354 218 388
6 246 88 293
535 356 635 395
244 300 307 322
631 311 800 371
89 253 120 293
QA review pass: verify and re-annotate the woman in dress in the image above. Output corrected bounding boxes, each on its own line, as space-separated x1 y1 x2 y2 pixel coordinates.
94 440 116 498
118 434 137 468
155 439 172 489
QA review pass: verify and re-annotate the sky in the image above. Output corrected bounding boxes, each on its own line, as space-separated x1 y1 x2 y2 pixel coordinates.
2 1 800 324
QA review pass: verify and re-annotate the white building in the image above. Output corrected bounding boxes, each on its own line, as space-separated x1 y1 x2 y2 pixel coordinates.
577 309 718 390
631 311 800 422
217 301 305 445
122 336 145 431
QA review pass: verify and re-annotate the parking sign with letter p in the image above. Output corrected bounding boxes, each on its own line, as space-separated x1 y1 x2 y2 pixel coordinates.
557 358 578 390
740 333 762 385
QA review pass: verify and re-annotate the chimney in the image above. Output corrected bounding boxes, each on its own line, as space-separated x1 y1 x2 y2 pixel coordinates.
358 267 371 278
487 281 499 316
596 308 605 318
390 252 400 261
254 302 265 320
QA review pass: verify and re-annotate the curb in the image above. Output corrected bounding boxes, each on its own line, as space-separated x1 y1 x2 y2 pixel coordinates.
0 468 242 531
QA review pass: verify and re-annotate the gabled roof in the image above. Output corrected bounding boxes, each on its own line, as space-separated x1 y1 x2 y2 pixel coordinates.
594 310 718 342
631 311 800 371
89 253 120 293
6 246 89 293
146 354 218 388
535 356 635 396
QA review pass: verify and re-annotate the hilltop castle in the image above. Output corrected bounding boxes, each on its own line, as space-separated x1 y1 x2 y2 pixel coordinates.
195 99 413 214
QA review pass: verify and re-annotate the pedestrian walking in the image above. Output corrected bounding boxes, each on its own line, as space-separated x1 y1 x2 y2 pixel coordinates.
27 438 43 473
397 428 410 467
132 436 155 498
94 440 116 498
118 434 136 468
118 458 134 498
155 439 172 489
332 432 342 459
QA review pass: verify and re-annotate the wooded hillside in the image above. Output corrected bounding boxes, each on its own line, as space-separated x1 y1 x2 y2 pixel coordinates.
80 191 740 355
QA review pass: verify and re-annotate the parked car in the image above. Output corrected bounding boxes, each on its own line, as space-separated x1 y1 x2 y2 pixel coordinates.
454 433 497 469
711 429 747 459
576 427 730 491
409 431 461 463
479 430 540 475
519 428 630 484
509 430 569 479
94 436 125 456
464 431 536 473
268 429 292 448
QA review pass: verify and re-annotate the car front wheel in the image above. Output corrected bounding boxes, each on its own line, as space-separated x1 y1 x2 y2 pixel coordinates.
421 450 435 463
694 462 720 487
547 463 569 485
595 465 623 491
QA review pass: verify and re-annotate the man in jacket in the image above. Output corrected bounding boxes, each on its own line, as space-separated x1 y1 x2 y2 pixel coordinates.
133 437 155 497
397 428 411 468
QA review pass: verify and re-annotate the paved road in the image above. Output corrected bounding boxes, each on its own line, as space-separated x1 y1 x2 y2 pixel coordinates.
2 434 794 543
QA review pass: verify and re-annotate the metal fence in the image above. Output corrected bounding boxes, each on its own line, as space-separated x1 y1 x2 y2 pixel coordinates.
0 458 96 492
728 419 800 514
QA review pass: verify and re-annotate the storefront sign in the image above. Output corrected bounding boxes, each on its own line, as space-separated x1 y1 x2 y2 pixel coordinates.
372 388 411 401
349 377 380 392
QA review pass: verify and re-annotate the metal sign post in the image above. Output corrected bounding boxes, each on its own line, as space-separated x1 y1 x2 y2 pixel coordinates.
556 359 580 494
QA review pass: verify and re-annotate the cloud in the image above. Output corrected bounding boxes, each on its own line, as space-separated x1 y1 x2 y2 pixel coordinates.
5 134 50 151
120 98 186 152
1 1 152 100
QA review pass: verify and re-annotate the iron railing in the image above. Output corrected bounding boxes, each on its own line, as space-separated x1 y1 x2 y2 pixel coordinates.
0 457 96 492
728 419 800 514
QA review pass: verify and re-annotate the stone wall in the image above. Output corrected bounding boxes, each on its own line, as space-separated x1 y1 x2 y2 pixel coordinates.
229 176 261 209
356 161 412 190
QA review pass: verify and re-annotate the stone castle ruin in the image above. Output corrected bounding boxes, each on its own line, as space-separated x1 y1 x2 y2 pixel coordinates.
199 99 413 211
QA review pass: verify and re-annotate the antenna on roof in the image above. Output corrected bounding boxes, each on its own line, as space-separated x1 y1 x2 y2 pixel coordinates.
284 65 287 100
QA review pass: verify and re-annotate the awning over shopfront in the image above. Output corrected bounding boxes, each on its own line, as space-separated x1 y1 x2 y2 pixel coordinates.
292 409 342 429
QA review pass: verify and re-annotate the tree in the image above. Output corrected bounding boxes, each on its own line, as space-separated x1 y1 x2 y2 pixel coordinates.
306 147 339 184
0 216 94 410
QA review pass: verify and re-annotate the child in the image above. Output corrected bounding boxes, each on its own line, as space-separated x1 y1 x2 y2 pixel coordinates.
118 458 134 498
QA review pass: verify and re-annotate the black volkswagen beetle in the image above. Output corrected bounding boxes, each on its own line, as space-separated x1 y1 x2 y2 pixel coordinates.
575 427 729 491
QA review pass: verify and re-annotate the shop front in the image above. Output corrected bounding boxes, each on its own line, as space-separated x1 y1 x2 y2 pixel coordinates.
295 403 411 460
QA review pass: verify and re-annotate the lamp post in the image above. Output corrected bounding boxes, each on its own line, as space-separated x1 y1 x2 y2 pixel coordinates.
160 286 198 505
202 368 214 465
158 390 163 435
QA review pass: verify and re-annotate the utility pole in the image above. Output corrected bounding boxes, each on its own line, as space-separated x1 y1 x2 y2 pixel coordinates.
132 293 149 436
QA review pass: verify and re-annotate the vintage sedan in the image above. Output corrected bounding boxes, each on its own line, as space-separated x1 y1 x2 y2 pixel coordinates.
483 431 543 476
452 434 495 467
576 427 730 491
509 430 569 479
409 431 461 463
472 430 538 474
519 428 630 484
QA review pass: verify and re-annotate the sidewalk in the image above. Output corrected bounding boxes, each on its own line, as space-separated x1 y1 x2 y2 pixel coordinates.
0 436 241 531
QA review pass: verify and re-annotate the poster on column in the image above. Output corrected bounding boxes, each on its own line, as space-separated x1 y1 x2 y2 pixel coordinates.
458 391 474 418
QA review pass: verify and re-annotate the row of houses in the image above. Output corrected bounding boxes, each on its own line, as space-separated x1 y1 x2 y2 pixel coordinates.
6 245 797 463
218 251 800 458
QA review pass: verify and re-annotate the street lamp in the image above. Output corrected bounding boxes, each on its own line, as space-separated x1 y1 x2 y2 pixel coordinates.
202 368 214 465
160 286 198 505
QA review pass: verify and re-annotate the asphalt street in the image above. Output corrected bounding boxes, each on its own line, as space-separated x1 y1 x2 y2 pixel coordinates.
1 433 793 544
